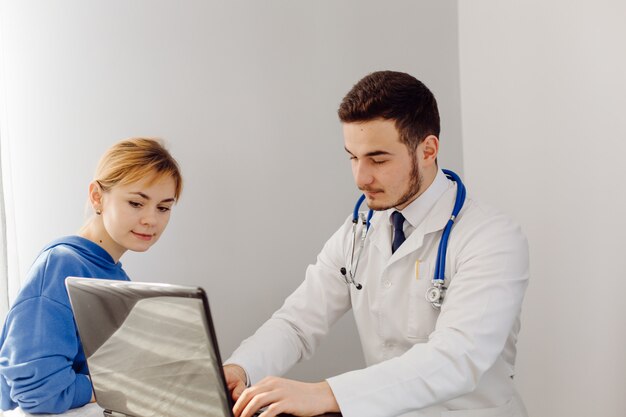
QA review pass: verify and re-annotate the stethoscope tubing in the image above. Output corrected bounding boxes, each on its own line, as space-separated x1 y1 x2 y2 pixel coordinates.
434 169 466 282
352 194 373 230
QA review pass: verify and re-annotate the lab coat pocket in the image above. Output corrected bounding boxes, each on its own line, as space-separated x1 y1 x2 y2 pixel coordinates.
441 398 514 417
407 261 438 340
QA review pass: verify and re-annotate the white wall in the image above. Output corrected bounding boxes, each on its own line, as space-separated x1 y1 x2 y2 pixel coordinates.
0 0 463 382
459 1 626 416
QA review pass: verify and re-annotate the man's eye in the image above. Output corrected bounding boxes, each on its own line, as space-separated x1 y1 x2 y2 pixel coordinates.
372 159 387 165
129 201 142 208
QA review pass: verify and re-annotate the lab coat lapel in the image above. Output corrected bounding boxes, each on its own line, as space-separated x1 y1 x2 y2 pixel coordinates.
368 212 393 259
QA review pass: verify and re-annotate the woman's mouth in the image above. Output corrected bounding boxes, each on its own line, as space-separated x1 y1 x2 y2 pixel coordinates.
131 231 154 241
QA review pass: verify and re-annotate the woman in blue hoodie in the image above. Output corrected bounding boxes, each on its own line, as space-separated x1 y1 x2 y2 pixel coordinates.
0 138 183 414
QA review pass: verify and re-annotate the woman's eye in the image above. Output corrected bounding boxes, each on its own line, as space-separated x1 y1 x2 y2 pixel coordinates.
158 206 171 213
129 201 142 208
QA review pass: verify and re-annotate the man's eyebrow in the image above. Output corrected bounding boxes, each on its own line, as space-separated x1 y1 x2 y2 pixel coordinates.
344 147 392 157
364 150 392 157
129 192 175 203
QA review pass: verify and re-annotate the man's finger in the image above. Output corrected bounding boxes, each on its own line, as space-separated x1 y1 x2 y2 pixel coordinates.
232 383 245 401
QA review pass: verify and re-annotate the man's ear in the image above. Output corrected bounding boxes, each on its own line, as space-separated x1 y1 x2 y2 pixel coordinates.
419 135 439 167
88 181 104 213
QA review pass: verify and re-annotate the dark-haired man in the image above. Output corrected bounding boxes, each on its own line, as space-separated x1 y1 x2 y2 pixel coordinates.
225 71 529 417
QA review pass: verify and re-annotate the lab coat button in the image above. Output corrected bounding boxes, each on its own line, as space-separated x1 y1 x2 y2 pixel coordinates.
383 280 392 288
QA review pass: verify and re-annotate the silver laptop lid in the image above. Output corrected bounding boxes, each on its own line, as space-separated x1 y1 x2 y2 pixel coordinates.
65 277 232 417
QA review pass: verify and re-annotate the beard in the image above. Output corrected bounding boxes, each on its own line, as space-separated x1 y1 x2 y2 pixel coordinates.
366 157 423 211
392 157 423 209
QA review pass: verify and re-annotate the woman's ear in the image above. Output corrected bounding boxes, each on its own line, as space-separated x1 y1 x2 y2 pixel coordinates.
88 181 104 215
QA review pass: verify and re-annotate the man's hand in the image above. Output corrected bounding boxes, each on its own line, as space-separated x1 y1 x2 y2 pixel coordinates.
224 364 248 401
233 376 340 417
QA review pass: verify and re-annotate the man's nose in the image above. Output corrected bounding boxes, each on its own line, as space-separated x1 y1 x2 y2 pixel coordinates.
354 161 374 188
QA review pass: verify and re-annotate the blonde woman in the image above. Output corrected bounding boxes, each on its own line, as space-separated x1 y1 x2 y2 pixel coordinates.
0 138 183 414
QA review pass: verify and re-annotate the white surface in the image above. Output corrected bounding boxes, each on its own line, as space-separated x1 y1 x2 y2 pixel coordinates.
458 1 626 416
0 0 463 383
1 403 102 417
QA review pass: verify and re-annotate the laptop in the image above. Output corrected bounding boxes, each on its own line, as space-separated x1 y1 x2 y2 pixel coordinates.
65 277 234 417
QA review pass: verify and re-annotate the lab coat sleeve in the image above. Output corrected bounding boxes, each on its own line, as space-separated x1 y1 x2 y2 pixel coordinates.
225 219 353 384
0 297 93 413
326 207 529 416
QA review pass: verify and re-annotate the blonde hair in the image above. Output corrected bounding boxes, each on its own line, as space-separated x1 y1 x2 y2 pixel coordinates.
94 138 183 200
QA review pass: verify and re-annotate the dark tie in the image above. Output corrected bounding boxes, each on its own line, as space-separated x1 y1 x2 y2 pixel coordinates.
391 211 406 254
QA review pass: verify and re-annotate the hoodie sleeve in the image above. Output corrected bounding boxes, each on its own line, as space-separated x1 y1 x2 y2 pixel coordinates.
0 296 93 413
0 244 98 414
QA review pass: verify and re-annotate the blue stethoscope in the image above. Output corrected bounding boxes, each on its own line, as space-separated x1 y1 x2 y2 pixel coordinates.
340 169 466 309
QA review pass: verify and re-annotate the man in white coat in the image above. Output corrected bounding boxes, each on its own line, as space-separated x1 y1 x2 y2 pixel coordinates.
224 71 529 417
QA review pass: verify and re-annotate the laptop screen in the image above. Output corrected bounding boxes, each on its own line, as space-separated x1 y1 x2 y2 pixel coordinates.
66 278 231 417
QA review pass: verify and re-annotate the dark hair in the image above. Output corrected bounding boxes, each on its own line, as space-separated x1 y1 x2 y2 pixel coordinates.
337 71 440 151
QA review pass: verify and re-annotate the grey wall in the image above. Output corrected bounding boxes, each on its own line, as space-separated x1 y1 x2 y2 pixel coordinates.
0 0 463 381
459 1 626 415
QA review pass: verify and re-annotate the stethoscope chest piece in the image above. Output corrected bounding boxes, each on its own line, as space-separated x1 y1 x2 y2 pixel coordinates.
425 283 446 309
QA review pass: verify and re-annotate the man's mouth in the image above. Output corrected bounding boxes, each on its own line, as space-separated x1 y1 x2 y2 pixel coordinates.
361 188 384 197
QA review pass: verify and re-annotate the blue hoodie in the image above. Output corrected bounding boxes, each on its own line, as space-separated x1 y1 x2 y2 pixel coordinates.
0 236 130 413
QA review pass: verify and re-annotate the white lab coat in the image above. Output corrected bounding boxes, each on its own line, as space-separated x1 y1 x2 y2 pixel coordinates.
227 174 529 417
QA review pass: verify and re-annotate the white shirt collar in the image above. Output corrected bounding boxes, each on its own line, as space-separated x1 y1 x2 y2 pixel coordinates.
388 168 452 231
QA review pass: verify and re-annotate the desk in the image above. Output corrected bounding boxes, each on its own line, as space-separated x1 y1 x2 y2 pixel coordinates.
1 404 341 417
